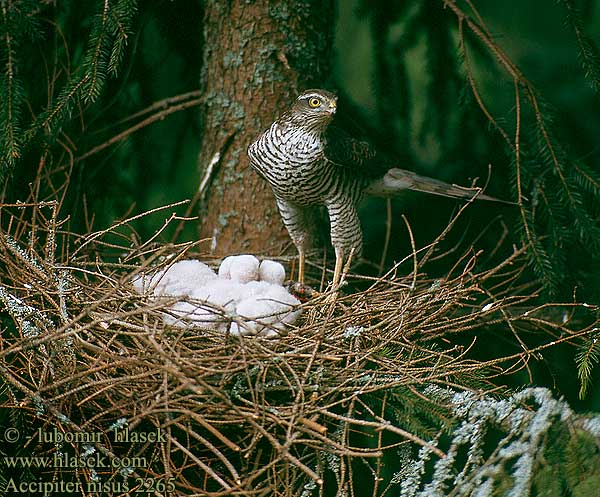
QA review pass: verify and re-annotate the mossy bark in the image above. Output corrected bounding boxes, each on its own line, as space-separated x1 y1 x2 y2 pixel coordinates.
198 0 333 256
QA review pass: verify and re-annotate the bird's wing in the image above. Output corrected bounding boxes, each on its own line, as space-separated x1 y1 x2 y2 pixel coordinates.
323 126 394 178
325 126 512 204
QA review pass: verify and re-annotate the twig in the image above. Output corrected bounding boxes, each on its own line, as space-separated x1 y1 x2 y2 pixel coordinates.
378 198 393 275
71 199 189 258
171 131 236 243
75 98 204 163
401 214 418 291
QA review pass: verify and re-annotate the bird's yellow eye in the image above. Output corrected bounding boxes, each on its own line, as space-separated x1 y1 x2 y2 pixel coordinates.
308 97 321 108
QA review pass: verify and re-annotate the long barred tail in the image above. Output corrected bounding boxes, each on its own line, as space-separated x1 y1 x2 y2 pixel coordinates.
366 168 514 204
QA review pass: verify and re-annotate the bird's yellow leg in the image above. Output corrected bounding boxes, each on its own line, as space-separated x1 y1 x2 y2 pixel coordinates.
298 249 305 284
321 250 344 305
331 249 344 289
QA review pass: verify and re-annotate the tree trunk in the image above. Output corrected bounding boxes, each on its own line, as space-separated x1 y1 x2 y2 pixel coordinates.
198 0 333 256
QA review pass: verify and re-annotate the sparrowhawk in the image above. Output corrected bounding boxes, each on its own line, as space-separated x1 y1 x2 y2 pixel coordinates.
248 89 501 288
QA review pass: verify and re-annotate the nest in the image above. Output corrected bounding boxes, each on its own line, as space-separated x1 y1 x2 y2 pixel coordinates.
0 200 593 496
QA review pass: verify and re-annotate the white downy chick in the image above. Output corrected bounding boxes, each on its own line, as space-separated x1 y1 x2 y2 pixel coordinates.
260 284 302 329
217 256 234 279
242 280 272 298
229 298 275 336
163 301 228 332
258 260 286 285
231 284 301 338
135 255 297 337
228 255 260 283
163 279 244 331
139 260 217 297
218 254 260 282
190 279 245 308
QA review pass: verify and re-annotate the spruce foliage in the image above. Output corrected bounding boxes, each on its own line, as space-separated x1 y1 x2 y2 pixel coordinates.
0 1 202 240
0 0 138 180
0 0 40 175
576 329 600 400
397 387 600 497
560 0 600 95
27 0 138 146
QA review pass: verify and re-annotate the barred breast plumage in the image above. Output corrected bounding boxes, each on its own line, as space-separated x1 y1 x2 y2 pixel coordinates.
247 89 505 288
248 108 366 205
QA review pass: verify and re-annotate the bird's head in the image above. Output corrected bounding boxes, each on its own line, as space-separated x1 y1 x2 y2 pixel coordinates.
285 89 338 131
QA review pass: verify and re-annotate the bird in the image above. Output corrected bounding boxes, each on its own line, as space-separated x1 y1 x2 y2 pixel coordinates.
247 89 505 289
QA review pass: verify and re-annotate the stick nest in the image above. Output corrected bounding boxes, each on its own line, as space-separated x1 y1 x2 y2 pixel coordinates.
0 201 594 496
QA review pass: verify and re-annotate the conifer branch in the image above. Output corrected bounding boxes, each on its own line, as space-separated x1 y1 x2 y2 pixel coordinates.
398 387 600 497
21 1 139 151
445 0 600 295
576 331 600 399
560 0 600 94
457 18 513 150
82 0 110 102
0 0 23 177
29 74 89 137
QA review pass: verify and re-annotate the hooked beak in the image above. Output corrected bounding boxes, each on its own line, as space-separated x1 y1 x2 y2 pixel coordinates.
326 99 337 114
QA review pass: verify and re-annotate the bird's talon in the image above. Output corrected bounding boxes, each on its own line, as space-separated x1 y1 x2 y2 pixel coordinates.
288 281 320 302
